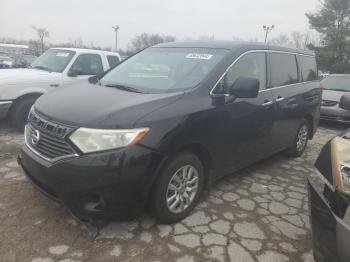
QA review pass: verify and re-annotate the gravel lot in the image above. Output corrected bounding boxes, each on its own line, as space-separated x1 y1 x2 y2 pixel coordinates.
0 121 347 262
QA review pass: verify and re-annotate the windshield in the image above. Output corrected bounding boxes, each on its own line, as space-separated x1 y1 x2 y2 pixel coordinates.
101 47 228 93
31 49 75 73
322 76 350 92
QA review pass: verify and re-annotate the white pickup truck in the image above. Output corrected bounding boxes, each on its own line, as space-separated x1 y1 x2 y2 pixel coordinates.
0 48 121 130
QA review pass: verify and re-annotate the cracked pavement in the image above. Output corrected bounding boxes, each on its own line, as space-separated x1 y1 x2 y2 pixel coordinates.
0 121 347 262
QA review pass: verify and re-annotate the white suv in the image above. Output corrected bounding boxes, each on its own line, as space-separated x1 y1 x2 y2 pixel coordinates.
0 48 121 130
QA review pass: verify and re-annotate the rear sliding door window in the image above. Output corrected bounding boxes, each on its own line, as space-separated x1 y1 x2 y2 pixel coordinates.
299 56 317 81
270 53 298 87
214 52 267 94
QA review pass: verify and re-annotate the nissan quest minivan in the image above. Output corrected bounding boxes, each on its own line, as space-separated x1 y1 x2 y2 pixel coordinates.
18 41 322 223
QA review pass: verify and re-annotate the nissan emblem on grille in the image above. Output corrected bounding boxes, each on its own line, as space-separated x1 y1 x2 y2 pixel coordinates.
26 111 76 161
31 130 40 145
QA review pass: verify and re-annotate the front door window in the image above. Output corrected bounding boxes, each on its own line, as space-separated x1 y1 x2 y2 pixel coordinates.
69 54 104 76
213 52 267 94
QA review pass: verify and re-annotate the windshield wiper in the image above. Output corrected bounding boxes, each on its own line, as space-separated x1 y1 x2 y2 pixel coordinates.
104 84 144 93
32 65 51 72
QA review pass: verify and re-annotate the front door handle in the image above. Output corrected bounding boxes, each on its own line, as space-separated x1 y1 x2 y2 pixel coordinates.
276 96 285 102
262 100 273 106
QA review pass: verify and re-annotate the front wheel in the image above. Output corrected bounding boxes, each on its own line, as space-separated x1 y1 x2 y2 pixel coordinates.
151 153 205 224
285 120 310 158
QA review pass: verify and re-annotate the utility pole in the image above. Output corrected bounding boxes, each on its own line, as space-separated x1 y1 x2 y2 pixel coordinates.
112 25 120 51
263 25 275 43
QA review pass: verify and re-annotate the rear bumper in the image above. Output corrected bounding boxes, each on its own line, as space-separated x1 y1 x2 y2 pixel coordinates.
320 106 350 123
0 100 12 120
308 178 350 262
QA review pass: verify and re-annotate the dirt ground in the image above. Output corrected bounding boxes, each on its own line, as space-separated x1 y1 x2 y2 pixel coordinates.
0 121 347 262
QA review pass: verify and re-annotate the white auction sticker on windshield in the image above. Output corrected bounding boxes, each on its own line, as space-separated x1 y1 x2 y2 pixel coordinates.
56 53 70 57
186 53 213 60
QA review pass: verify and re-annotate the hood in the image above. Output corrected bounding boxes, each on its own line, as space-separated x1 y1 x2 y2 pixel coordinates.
0 68 62 100
34 82 184 128
322 89 349 102
0 68 57 83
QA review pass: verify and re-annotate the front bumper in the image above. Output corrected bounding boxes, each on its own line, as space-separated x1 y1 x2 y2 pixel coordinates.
308 177 350 262
19 144 167 221
320 106 350 123
0 100 12 120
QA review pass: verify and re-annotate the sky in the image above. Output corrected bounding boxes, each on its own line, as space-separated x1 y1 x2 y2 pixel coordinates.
0 0 320 50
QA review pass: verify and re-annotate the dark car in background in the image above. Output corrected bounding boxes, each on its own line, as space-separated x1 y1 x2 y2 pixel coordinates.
321 74 350 123
18 41 322 223
0 54 37 69
0 55 13 68
12 54 37 68
308 96 350 262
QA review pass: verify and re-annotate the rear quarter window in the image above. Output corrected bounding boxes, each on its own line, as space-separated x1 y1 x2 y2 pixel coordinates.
270 53 298 88
299 56 317 81
107 55 120 68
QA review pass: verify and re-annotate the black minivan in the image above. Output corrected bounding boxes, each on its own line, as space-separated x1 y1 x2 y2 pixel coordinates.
19 41 322 223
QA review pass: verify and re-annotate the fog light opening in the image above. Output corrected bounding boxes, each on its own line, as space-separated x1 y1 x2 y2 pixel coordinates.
82 194 106 213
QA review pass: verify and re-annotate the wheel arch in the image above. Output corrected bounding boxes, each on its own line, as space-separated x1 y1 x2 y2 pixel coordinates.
169 143 214 188
10 92 43 113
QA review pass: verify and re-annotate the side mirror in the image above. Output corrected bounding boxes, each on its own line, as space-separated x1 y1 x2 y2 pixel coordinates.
88 70 109 84
67 68 83 77
229 77 260 98
340 94 350 111
88 75 99 84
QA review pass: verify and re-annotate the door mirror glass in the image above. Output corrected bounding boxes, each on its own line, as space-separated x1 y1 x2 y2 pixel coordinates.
229 77 260 98
339 94 350 111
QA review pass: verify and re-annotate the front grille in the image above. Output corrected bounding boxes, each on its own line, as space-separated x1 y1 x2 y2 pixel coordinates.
26 111 77 160
322 100 338 107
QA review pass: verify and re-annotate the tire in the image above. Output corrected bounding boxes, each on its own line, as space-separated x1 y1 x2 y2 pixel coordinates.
285 120 310 158
152 153 205 224
10 96 38 132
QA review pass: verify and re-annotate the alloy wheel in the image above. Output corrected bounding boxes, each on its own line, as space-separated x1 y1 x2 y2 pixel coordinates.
296 125 308 152
166 165 199 214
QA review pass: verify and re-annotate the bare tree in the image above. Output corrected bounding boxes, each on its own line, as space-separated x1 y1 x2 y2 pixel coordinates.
291 31 305 49
28 40 42 56
269 31 321 50
72 38 84 48
291 31 318 49
268 34 293 47
127 33 175 53
31 26 50 54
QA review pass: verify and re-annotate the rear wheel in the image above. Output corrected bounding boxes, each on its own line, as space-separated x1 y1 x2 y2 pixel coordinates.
285 120 310 157
152 153 204 224
11 96 38 132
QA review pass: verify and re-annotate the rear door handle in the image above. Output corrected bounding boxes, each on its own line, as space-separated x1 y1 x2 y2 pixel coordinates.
276 96 284 102
262 100 273 106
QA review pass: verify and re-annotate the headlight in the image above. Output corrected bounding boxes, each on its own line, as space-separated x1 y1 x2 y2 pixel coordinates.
69 127 149 153
331 137 350 194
